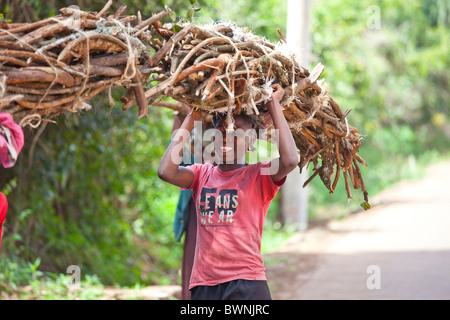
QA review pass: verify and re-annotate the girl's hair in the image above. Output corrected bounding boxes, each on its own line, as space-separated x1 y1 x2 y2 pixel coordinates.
212 112 259 129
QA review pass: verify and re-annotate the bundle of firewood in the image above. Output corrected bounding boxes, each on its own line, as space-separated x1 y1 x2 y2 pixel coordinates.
0 1 369 206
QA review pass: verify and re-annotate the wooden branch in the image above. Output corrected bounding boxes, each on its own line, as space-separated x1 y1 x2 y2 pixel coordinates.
132 71 148 119
150 25 193 67
96 0 114 18
21 23 69 45
3 67 76 87
174 54 230 84
135 10 171 30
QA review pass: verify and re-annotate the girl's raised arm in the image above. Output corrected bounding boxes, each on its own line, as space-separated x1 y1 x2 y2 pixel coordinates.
157 108 202 189
265 84 299 182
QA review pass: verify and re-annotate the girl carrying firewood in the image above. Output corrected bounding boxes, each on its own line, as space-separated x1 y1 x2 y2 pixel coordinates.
158 84 297 300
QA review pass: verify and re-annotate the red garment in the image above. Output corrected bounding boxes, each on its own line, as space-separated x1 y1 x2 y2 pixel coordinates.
0 113 24 168
0 192 8 252
184 161 285 289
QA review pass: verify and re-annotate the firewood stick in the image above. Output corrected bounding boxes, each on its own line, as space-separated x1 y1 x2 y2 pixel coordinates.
288 104 347 137
206 83 223 100
132 71 148 119
203 70 220 99
298 141 333 170
0 55 28 67
150 25 193 67
120 87 136 104
343 170 353 200
350 163 361 189
96 0 114 18
277 28 287 43
122 78 172 110
355 153 368 167
71 64 125 77
114 6 128 19
299 128 321 151
0 17 64 37
303 168 320 188
57 34 128 62
175 54 230 84
331 139 341 193
150 100 185 114
194 51 219 64
60 7 99 20
4 68 76 87
17 95 78 109
0 40 36 51
167 36 229 90
329 97 344 119
135 10 171 30
0 49 68 69
353 159 368 202
89 52 129 67
20 23 69 45
7 77 120 95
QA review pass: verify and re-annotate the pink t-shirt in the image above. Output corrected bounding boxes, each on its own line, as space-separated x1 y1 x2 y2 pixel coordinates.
185 161 286 289
0 192 8 252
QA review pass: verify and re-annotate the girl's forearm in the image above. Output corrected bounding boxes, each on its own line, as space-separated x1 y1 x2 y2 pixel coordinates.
267 100 298 168
158 114 195 180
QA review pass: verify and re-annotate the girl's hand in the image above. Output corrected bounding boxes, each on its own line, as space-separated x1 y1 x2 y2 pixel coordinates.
186 105 203 121
264 84 285 111
270 84 285 103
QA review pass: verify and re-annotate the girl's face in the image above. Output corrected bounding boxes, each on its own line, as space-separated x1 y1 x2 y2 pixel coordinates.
213 115 256 164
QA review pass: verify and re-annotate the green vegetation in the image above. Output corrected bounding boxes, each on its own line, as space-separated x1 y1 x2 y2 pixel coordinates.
0 0 448 299
307 0 449 219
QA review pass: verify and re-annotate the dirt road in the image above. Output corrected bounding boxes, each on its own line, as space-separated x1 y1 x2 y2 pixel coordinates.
265 160 450 300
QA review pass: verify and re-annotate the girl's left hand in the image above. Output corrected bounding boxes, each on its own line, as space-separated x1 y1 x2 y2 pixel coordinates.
264 84 285 112
270 84 285 103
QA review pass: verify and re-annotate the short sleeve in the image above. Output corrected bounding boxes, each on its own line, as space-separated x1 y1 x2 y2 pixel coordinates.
181 163 205 191
0 192 7 223
258 161 286 203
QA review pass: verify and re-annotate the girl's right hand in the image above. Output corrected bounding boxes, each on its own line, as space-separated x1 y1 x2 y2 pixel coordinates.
186 105 203 121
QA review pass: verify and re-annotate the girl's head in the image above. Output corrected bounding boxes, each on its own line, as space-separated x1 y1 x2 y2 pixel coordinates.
211 112 258 164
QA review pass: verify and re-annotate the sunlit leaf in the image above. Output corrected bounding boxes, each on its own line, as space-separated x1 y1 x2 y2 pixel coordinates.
172 24 181 33
360 201 371 210
169 10 176 22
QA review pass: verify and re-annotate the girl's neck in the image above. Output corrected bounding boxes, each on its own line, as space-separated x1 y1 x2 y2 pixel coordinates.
217 163 247 172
